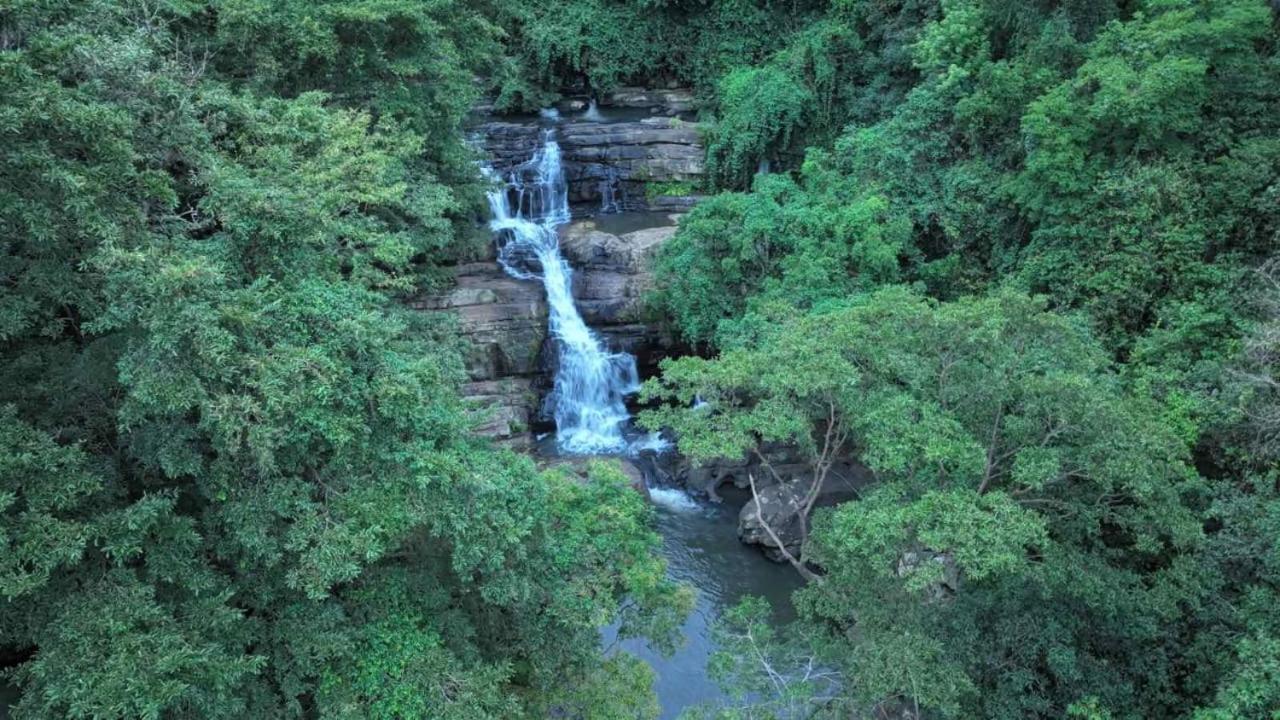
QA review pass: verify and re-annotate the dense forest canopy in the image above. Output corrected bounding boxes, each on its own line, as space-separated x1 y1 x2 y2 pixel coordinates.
0 1 690 717
2 0 1279 718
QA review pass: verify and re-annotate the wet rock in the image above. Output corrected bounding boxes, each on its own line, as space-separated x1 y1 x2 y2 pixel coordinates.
560 222 678 274
618 459 652 500
682 456 752 501
601 87 696 115
558 219 683 373
667 444 811 501
475 113 705 213
479 122 545 173
414 263 548 381
414 217 684 446
559 118 704 210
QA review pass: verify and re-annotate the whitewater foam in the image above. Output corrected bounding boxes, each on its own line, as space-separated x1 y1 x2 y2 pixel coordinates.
648 486 701 513
486 131 640 455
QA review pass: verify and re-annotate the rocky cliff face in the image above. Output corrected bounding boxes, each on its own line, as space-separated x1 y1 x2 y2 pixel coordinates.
425 90 703 448
410 263 547 446
415 217 683 447
559 219 679 366
479 116 704 215
560 120 704 212
595 86 696 114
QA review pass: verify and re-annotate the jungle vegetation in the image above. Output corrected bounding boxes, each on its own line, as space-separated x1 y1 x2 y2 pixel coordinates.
2 0 1279 718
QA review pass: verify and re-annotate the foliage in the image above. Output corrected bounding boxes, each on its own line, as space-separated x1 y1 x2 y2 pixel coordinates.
651 173 907 347
0 1 684 717
655 0 1279 370
492 0 837 110
680 596 851 719
704 65 815 188
1237 259 1280 465
645 287 1240 716
5 0 1280 717
604 0 1280 716
644 180 698 201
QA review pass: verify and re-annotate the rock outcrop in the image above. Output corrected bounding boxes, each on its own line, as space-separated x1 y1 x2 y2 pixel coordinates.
558 218 681 370
600 86 696 115
478 117 704 214
737 464 867 561
411 263 548 447
533 86 694 117
559 119 704 211
417 217 683 446
430 90 702 447
664 444 813 502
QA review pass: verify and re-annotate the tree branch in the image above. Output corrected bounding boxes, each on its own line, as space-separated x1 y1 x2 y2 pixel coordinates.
978 403 1004 495
749 473 824 584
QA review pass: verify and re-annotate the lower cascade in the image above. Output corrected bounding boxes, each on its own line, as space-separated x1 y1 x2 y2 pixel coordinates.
486 129 641 454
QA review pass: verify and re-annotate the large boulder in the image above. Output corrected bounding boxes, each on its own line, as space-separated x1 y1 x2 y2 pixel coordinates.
738 468 865 561
559 222 676 275
558 218 682 372
667 443 811 501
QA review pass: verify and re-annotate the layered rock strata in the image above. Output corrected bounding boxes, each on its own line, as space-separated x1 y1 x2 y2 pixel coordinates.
478 117 704 214
416 219 682 446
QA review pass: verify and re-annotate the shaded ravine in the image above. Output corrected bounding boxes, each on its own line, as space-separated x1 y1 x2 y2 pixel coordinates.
485 119 800 717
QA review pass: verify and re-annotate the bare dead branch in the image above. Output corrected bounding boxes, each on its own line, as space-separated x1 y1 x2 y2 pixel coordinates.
748 473 824 584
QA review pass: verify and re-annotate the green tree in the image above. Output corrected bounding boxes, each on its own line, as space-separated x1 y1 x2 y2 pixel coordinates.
645 288 1210 716
681 596 851 719
1 1 685 716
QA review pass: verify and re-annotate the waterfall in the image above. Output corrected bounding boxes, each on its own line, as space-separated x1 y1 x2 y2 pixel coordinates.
599 165 623 214
582 99 606 123
486 130 640 454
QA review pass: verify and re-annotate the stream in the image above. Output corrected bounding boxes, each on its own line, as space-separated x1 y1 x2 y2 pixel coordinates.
486 115 801 717
609 483 803 719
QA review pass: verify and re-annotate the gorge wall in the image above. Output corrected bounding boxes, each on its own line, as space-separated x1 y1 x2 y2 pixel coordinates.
479 86 703 216
414 90 704 448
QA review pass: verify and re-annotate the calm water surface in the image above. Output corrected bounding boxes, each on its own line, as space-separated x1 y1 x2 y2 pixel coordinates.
605 483 803 719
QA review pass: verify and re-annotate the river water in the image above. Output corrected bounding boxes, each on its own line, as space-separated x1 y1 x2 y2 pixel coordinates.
609 483 802 719
487 120 800 718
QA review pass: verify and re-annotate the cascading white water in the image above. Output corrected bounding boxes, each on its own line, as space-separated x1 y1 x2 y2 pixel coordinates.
486 129 640 454
582 99 606 122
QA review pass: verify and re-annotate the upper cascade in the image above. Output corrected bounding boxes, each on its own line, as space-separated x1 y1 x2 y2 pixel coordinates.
486 129 640 454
